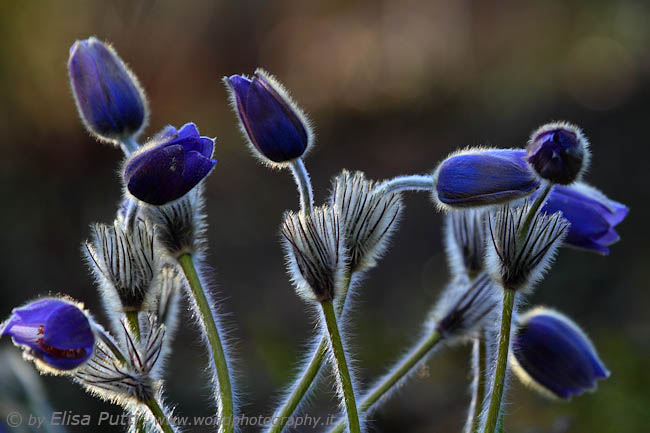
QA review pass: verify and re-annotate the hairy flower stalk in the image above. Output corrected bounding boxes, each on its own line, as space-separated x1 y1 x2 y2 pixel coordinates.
321 300 362 433
143 190 236 433
280 207 363 432
267 274 352 433
177 253 235 433
465 337 488 433
270 176 402 432
376 174 434 195
329 275 498 433
481 188 568 433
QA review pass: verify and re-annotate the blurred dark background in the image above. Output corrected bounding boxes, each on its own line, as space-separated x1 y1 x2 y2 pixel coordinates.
0 0 648 432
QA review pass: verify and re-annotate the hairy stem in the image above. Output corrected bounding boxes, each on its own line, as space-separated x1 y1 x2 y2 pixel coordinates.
119 136 139 155
320 299 361 433
466 337 487 433
145 396 176 433
482 288 516 433
267 275 352 433
377 174 434 195
125 310 147 431
178 253 234 433
329 330 442 433
518 183 553 244
289 158 314 215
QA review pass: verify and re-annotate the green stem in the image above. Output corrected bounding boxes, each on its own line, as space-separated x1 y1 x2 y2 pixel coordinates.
177 253 234 433
135 416 146 433
145 396 175 433
329 330 442 433
268 274 352 433
320 299 361 433
481 288 516 433
125 311 141 342
517 183 553 244
125 311 147 431
467 337 487 433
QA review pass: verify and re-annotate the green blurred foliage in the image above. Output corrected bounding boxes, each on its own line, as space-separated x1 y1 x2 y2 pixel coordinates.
0 0 648 432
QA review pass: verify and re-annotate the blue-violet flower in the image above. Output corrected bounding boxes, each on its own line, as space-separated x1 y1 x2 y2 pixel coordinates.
1 299 95 371
538 182 628 255
433 149 540 208
124 122 216 205
225 69 313 164
512 307 609 400
527 122 589 185
68 37 147 142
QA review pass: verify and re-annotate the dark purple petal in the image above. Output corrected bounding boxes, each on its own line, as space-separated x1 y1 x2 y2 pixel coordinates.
156 125 180 141
514 309 609 400
126 144 187 205
527 125 586 185
181 150 218 192
435 149 540 207
68 37 145 141
541 184 628 254
175 122 200 140
124 124 217 205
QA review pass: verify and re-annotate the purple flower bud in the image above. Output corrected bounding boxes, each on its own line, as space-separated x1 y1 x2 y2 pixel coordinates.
539 183 628 255
224 69 313 164
433 149 541 208
527 122 589 185
124 123 217 205
68 37 147 142
1 299 95 371
513 308 609 400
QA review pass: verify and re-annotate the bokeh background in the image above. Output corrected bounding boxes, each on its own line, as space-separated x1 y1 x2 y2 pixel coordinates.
0 0 648 432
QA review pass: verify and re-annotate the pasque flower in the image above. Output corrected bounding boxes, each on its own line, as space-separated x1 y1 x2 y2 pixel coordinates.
68 37 147 142
1 299 95 371
433 149 540 208
538 183 628 255
124 122 216 205
527 122 589 185
512 307 609 400
225 69 313 164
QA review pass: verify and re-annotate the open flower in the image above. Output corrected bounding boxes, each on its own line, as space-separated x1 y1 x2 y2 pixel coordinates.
539 183 628 255
68 37 147 143
1 299 95 372
433 149 540 208
224 69 313 165
512 307 609 400
124 122 216 205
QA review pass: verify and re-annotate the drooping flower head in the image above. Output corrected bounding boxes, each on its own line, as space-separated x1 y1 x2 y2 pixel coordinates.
124 122 217 205
1 299 95 372
281 206 345 303
485 203 569 291
84 219 158 313
538 183 628 255
433 149 540 209
68 37 147 143
224 69 313 166
526 122 589 185
444 208 490 278
330 170 403 273
432 273 499 341
512 307 609 400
